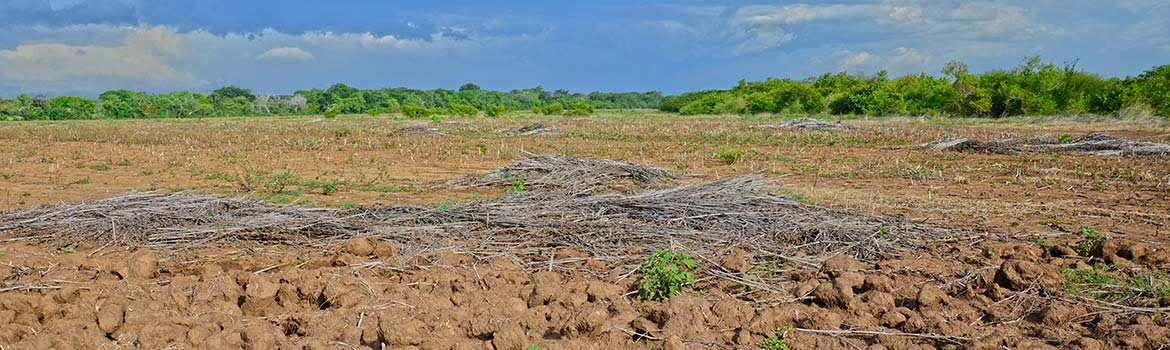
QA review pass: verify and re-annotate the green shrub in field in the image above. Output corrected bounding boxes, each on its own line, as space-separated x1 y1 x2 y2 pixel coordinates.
638 249 697 301
538 103 563 115
715 148 743 165
565 101 594 116
447 103 478 117
485 104 508 117
323 105 340 118
402 104 432 119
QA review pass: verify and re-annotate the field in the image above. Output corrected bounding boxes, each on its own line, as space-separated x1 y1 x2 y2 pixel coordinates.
1 112 1169 349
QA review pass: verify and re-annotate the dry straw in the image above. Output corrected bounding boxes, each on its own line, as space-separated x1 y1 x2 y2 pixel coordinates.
1 159 961 269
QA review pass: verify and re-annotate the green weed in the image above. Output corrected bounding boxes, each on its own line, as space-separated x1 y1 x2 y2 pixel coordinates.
1074 226 1106 257
638 249 697 301
758 328 793 350
715 148 744 165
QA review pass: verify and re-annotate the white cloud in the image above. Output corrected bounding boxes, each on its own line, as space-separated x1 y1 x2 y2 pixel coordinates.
257 46 314 61
834 47 935 74
838 51 875 71
0 25 185 84
0 23 534 96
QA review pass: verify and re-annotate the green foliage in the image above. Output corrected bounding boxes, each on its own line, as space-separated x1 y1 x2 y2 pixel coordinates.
715 148 744 165
485 104 507 117
538 102 563 115
638 249 697 301
509 178 526 193
1063 266 1170 306
323 105 340 119
757 328 793 350
1074 226 1106 257
459 83 481 91
565 101 594 116
402 104 432 119
1059 134 1073 144
1135 65 1170 117
447 102 478 117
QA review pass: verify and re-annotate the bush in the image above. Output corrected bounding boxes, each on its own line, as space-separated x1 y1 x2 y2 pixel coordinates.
538 103 563 115
638 249 696 301
565 101 594 116
1136 65 1170 117
447 103 478 117
323 105 340 118
485 104 507 117
713 96 748 115
402 104 431 119
678 93 723 115
715 148 743 165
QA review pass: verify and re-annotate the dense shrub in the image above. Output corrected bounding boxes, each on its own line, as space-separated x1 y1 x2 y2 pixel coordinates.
446 103 478 117
485 104 507 117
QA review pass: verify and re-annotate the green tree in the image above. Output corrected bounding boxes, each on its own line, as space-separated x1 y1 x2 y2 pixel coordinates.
1136 65 1170 117
46 96 96 120
459 83 481 91
210 86 255 103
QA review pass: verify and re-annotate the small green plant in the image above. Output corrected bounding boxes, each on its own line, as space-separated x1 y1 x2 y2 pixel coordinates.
638 249 697 301
903 166 934 180
509 178 526 193
715 148 743 165
1074 226 1106 257
1059 133 1074 144
526 346 540 350
875 223 889 236
333 128 353 138
89 164 110 171
116 159 132 167
757 328 792 350
323 105 340 119
435 201 457 210
304 179 343 195
60 246 77 254
70 177 90 185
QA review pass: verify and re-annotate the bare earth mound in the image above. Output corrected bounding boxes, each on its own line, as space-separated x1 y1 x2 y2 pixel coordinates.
918 133 1170 157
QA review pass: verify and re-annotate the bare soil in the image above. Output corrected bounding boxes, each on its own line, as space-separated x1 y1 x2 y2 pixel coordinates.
1 115 1169 349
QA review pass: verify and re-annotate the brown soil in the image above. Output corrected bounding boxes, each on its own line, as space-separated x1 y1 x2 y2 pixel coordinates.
2 115 1169 349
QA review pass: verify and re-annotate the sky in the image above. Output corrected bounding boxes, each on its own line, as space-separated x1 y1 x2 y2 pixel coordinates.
0 0 1167 97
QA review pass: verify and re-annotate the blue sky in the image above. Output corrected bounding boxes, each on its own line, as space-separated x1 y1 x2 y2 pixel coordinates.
0 0 1167 97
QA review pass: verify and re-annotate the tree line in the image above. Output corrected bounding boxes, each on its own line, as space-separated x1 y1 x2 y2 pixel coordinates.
661 58 1169 118
1 57 1167 120
0 83 662 120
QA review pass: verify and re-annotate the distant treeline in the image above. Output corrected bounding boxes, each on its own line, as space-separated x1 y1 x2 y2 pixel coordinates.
662 58 1169 118
1 57 1167 120
0 83 663 120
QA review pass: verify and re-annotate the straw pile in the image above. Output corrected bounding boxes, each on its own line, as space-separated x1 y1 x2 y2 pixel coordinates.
918 133 1170 157
446 154 673 191
500 123 563 136
752 118 850 131
1 175 958 266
